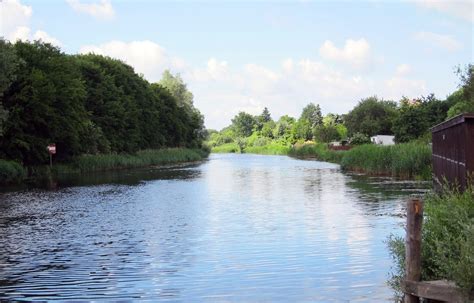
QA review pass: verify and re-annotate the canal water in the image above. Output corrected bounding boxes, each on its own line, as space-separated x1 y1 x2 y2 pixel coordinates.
0 154 429 301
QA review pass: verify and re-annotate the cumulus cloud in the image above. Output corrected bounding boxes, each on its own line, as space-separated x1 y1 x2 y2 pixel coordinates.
414 0 473 23
414 31 462 51
319 38 372 69
191 58 229 82
78 39 431 130
0 0 32 40
79 40 185 81
33 30 62 46
66 0 115 20
0 0 61 45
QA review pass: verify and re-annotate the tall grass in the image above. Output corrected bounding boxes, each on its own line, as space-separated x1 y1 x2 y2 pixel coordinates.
0 159 26 184
57 148 209 173
340 142 431 179
289 143 344 163
388 185 474 296
211 143 239 153
244 142 291 155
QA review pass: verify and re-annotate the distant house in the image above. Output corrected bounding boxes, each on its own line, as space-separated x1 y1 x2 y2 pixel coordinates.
370 135 395 145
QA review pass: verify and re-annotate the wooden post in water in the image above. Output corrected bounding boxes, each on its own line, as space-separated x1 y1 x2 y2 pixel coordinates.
404 198 424 303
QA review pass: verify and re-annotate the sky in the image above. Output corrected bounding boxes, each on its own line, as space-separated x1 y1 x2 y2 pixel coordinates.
1 0 473 129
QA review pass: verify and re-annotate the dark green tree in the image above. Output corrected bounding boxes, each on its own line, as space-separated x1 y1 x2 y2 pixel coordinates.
344 96 398 137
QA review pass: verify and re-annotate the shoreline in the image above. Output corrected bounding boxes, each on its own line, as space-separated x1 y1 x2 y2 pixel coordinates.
0 148 210 187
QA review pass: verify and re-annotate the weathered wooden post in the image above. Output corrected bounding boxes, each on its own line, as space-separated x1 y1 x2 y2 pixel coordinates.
404 198 424 303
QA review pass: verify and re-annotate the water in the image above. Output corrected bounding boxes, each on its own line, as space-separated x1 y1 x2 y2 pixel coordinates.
0 154 430 302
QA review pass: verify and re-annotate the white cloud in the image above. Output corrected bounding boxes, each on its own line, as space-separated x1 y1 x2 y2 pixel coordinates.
319 38 372 69
191 58 229 82
414 0 473 23
0 0 32 40
33 30 62 46
79 40 185 81
414 31 462 51
8 26 30 41
66 0 115 20
0 0 61 46
78 39 432 130
396 63 412 76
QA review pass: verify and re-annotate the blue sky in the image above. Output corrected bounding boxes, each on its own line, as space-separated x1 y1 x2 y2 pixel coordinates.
1 0 473 129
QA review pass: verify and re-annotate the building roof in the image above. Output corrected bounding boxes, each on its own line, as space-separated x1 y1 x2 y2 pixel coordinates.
431 113 474 133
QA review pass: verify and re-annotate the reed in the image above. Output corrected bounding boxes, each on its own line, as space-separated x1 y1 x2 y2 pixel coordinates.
57 148 209 173
340 142 431 179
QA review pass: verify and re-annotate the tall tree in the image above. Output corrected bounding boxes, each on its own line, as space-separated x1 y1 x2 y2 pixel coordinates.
260 107 272 123
0 39 20 136
300 103 323 128
344 96 398 137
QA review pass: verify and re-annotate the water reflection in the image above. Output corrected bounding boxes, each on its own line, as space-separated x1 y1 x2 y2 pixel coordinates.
0 154 430 301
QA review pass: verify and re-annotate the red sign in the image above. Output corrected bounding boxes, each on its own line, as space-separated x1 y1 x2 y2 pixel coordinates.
47 144 56 154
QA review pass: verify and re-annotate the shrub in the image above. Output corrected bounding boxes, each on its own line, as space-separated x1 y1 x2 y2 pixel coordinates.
388 186 474 295
350 132 371 145
0 159 26 184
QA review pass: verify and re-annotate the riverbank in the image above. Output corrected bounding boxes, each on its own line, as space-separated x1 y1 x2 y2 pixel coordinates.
0 148 210 186
211 142 432 180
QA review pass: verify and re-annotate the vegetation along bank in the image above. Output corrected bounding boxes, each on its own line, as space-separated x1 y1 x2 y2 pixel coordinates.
0 40 209 185
207 64 473 180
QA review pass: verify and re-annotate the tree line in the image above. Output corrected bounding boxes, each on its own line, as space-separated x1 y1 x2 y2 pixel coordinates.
208 64 473 149
0 40 205 166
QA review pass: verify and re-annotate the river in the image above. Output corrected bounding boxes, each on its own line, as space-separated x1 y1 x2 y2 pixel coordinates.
0 153 430 301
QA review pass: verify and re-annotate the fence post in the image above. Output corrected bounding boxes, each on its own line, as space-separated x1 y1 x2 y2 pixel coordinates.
404 198 424 303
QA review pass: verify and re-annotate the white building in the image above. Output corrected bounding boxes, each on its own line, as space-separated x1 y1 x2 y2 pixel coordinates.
370 135 395 145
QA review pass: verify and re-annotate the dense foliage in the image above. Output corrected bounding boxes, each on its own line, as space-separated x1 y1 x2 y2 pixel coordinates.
0 40 205 167
344 97 398 137
388 186 474 293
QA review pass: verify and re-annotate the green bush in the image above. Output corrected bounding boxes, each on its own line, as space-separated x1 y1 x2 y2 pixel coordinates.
0 159 26 184
388 186 474 295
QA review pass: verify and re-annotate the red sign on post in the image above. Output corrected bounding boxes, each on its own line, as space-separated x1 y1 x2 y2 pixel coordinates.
47 144 56 154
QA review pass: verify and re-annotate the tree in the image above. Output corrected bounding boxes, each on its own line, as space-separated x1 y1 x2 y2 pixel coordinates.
300 103 323 128
447 65 474 118
392 95 449 143
273 115 295 141
292 118 312 141
231 112 256 137
344 96 398 137
0 41 90 164
159 70 194 109
0 39 21 136
259 107 272 123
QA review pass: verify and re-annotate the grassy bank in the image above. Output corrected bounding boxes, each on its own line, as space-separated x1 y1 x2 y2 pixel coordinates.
388 185 474 296
288 142 431 179
340 143 432 179
0 148 209 185
57 148 209 174
244 142 291 155
288 143 345 163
